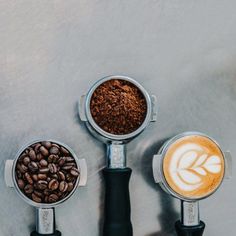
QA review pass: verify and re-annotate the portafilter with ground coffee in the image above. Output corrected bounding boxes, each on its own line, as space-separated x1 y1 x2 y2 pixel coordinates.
78 75 157 236
153 132 232 236
5 140 87 236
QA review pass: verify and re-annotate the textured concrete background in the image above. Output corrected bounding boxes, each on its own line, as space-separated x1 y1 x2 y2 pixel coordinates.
0 1 236 235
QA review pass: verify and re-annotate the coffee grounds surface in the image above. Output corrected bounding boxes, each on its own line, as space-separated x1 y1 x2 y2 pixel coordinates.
15 141 80 203
90 79 147 135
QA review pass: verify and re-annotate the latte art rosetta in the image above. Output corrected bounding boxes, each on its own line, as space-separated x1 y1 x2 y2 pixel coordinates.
169 143 222 192
163 135 225 199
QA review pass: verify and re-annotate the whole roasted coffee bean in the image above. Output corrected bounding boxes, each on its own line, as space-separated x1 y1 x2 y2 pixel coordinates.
39 167 49 174
58 171 65 181
48 179 59 191
58 157 66 166
70 167 80 177
48 163 57 174
17 163 28 173
60 146 70 155
39 159 48 167
17 179 25 189
65 156 74 162
67 182 74 192
34 143 41 153
28 162 38 172
59 181 68 192
23 157 30 166
37 180 48 190
49 146 59 155
48 194 59 203
24 184 34 194
39 146 49 156
32 174 38 182
32 193 42 203
25 173 33 185
38 174 47 180
41 141 52 149
29 149 37 161
34 190 44 198
16 141 79 203
36 153 44 161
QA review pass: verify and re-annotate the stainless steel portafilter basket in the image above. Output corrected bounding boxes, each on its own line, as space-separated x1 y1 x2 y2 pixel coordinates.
78 75 157 236
152 132 232 236
5 139 87 236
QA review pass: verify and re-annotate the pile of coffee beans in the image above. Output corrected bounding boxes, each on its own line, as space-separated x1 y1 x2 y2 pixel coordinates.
90 79 147 135
15 141 80 203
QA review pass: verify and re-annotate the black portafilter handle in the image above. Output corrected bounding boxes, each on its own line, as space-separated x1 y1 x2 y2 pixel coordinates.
31 230 61 236
103 167 133 236
175 220 205 236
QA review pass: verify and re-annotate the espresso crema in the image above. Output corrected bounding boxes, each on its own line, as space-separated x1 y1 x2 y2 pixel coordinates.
163 134 225 199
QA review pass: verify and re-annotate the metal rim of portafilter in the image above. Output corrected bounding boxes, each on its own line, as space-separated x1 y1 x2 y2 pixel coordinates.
152 131 232 236
78 75 157 236
5 139 87 236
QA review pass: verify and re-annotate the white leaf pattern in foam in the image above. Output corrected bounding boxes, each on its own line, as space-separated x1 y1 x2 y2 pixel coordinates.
193 154 208 167
168 143 222 192
179 151 197 169
179 170 201 184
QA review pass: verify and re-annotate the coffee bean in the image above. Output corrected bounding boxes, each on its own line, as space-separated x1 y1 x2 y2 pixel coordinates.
58 171 65 181
17 179 25 189
25 173 33 185
52 143 60 149
44 189 51 196
41 141 52 149
58 157 66 166
60 146 70 155
48 154 59 163
36 153 44 161
24 184 34 194
39 146 49 156
48 179 59 191
70 167 80 177
16 170 22 179
48 194 59 203
39 159 48 167
29 150 36 161
66 174 75 182
49 146 59 155
17 163 28 173
67 182 74 192
59 181 68 192
39 167 49 174
23 157 30 166
65 156 75 162
34 190 44 198
38 174 47 180
44 196 49 203
37 180 48 190
32 193 42 203
34 143 41 153
32 174 38 181
48 163 57 174
62 165 73 171
50 174 58 179
28 162 38 172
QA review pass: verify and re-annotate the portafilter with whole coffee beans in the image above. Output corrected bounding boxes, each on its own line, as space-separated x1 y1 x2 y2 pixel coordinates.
5 140 87 236
152 131 232 236
78 75 157 236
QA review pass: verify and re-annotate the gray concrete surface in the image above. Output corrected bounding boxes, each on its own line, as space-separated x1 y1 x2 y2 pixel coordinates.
0 1 236 235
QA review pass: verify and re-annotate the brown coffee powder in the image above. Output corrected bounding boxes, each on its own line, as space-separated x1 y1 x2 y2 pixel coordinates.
90 79 147 135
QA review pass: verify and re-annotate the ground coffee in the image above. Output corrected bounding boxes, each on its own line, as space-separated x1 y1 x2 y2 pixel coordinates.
15 141 80 203
90 79 147 135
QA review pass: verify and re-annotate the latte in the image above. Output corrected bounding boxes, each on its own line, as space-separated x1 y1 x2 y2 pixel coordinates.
163 134 225 199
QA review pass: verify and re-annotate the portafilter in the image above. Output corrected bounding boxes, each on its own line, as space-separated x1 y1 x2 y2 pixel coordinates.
78 75 157 236
153 132 232 236
5 139 87 236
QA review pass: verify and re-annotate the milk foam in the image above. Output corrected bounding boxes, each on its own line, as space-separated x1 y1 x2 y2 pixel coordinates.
168 143 222 192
